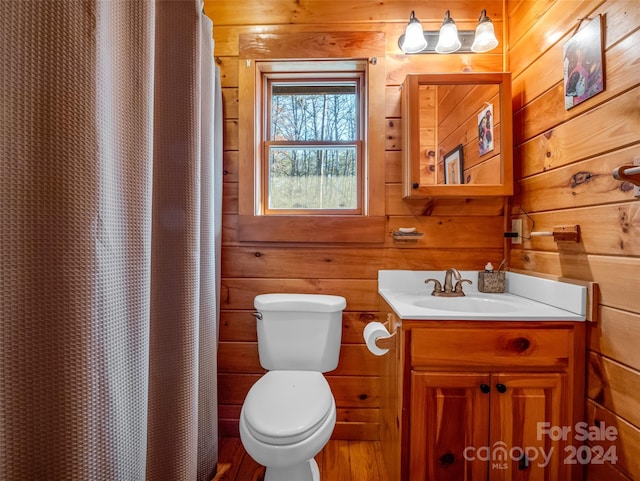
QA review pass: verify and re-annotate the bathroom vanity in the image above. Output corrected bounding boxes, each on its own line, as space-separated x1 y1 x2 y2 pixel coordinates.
376 270 589 481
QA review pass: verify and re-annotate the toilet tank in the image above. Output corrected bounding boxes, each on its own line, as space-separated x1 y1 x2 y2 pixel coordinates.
254 293 346 372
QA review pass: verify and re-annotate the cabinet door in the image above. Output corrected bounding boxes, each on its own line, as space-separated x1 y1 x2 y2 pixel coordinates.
401 73 513 198
410 372 491 481
489 373 568 481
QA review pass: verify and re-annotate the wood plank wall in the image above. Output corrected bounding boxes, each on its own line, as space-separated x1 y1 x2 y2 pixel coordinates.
206 0 508 440
506 1 640 480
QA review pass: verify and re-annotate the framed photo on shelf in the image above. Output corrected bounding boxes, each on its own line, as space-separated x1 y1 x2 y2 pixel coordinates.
444 144 464 184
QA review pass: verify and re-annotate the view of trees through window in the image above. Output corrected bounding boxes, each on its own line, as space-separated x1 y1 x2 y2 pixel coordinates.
267 82 360 211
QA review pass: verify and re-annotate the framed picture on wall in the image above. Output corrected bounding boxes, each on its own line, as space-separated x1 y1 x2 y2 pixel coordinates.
563 15 605 110
444 144 464 184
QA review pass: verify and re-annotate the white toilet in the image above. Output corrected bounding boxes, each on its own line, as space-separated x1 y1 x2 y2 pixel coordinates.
239 293 347 481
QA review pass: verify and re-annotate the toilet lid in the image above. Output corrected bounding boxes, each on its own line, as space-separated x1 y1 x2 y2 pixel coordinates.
243 371 334 445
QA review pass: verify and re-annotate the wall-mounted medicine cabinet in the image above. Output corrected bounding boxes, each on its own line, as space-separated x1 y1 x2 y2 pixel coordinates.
401 73 513 198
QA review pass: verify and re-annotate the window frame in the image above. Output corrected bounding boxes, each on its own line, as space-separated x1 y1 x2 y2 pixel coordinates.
262 67 365 216
237 32 386 243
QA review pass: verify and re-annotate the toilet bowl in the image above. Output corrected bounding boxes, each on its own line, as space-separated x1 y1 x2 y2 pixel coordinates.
239 371 336 481
239 294 346 481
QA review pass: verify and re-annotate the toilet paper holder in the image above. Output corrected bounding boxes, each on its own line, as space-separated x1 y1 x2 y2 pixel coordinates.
363 317 397 356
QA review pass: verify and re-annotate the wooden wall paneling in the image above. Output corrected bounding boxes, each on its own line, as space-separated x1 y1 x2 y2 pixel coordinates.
218 341 262 373
219 310 380 344
509 251 640 315
218 342 384 377
385 186 505 216
506 0 555 50
221 183 237 215
603 0 640 47
385 248 504 271
221 278 380 311
385 85 401 118
236 216 387 243
222 119 238 151
519 86 640 179
514 27 640 143
586 463 634 481
217 56 239 88
219 310 258 342
218 373 261 405
239 31 385 59
221 87 238 119
511 203 640 256
221 214 238 244
385 151 402 184
508 0 604 76
207 1 503 26
588 352 640 435
221 246 386 279
385 216 504 248
465 155 502 185
585 399 640 481
222 150 238 183
589 307 640 372
512 145 640 213
212 21 503 59
511 34 568 110
385 118 402 151
385 55 504 87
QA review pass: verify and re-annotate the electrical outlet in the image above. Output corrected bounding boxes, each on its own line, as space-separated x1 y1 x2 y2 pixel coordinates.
634 157 640 198
511 219 523 244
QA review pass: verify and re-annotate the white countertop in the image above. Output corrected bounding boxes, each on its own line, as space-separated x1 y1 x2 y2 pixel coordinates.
378 270 587 321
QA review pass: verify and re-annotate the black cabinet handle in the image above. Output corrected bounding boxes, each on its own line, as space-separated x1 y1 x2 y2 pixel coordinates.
439 452 455 467
496 383 507 393
480 383 490 393
518 454 530 470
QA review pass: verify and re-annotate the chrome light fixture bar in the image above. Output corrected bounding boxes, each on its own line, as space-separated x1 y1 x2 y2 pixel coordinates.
398 9 498 54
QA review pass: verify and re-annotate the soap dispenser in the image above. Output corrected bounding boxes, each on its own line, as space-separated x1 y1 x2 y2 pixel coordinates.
478 260 505 293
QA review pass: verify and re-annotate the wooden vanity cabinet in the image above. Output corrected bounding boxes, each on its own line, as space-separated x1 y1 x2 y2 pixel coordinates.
379 306 586 481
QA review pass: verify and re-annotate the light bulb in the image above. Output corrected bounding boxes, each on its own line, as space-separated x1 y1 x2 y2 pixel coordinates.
435 11 461 54
400 11 427 53
471 10 499 53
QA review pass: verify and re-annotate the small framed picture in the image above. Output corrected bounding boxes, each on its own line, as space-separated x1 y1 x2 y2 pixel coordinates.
444 144 464 184
478 103 494 156
563 15 604 110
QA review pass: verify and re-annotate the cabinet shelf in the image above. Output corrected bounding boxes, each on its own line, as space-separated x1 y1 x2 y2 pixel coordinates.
401 73 514 199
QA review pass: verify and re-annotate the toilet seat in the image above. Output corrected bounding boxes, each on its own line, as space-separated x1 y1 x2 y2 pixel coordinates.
242 371 333 446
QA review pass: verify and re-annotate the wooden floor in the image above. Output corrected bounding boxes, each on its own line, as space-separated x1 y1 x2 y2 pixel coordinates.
212 437 390 481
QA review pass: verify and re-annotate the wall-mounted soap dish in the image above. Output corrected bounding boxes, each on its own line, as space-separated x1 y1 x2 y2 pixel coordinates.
392 231 424 242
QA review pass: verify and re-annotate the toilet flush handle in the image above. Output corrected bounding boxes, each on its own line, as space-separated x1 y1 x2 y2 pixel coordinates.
252 312 263 320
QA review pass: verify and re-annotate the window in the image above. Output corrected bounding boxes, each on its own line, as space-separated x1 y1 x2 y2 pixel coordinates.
237 32 386 243
263 69 364 215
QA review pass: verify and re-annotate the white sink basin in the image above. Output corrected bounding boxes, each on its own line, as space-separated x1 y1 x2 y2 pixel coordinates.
378 271 587 321
410 294 524 314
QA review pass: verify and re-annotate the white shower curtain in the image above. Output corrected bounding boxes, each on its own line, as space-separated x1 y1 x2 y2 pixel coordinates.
0 1 221 479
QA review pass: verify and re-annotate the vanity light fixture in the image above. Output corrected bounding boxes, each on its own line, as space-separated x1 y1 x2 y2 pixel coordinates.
398 8 499 54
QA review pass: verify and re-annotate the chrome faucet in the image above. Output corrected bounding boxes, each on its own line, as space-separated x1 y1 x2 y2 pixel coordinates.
425 268 472 297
